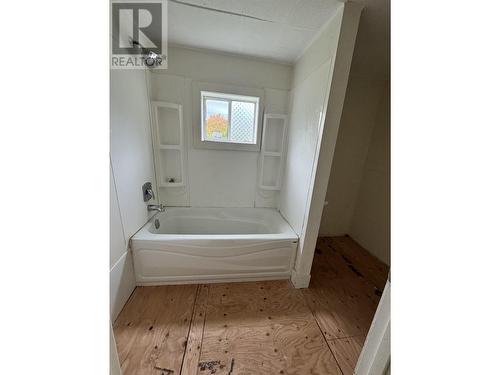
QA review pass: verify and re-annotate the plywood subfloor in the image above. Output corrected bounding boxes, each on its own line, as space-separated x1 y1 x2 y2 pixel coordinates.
114 236 389 375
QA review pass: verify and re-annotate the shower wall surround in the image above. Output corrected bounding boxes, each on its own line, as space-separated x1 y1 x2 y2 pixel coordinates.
148 46 292 208
110 69 157 320
280 11 344 241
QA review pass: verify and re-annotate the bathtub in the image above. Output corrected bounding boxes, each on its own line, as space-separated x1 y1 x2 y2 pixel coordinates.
131 207 298 285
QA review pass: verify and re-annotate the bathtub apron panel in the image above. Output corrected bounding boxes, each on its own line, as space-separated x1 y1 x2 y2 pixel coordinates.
131 208 298 285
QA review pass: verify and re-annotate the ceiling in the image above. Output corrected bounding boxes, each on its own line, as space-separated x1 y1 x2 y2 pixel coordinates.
167 0 344 64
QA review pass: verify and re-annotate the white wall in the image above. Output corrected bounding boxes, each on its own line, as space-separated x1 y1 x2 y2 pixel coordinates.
280 3 364 287
110 70 157 239
350 82 390 264
110 324 122 375
110 161 136 321
110 69 157 321
318 72 390 266
149 46 292 208
278 8 346 284
280 9 344 235
319 77 386 235
318 0 390 266
110 162 126 269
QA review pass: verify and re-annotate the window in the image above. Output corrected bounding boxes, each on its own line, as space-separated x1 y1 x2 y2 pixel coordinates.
201 91 260 146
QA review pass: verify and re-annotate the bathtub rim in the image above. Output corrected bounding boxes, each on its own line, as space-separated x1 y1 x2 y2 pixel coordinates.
132 207 298 242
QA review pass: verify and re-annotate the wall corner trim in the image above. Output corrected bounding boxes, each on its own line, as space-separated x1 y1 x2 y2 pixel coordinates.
291 270 311 289
293 1 363 278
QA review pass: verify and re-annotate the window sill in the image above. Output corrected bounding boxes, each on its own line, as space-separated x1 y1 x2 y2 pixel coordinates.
193 139 261 152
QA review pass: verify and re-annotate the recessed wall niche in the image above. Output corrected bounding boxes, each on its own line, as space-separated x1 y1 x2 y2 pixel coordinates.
259 114 287 190
152 102 185 187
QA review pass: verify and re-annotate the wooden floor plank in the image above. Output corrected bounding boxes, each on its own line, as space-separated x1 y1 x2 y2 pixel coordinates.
198 280 342 375
180 284 210 375
303 236 387 341
307 276 379 334
113 236 387 375
154 285 199 375
327 236 389 290
114 287 169 374
328 335 366 375
114 285 198 375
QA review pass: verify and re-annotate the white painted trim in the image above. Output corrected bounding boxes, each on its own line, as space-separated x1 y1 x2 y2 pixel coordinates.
355 280 391 375
192 81 265 152
290 270 311 289
200 91 260 147
292 2 364 282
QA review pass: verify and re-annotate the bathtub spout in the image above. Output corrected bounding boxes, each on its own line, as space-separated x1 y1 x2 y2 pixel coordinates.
147 204 166 213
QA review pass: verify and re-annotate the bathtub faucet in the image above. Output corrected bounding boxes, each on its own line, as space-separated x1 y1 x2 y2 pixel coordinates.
147 204 166 213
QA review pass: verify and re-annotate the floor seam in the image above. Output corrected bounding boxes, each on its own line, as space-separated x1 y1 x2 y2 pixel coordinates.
302 290 345 375
116 236 383 375
327 334 365 341
196 285 209 375
179 284 201 375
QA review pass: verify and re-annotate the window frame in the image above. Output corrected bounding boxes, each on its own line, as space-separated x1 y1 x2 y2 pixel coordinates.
201 91 259 145
192 83 264 152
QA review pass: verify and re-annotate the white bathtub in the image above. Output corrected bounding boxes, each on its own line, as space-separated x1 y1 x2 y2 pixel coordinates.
131 207 298 285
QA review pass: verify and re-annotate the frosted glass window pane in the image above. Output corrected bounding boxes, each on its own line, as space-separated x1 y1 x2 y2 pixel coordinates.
230 101 255 144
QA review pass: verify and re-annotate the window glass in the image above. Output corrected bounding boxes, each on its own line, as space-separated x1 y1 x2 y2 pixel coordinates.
231 101 256 143
204 99 229 141
201 92 259 146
